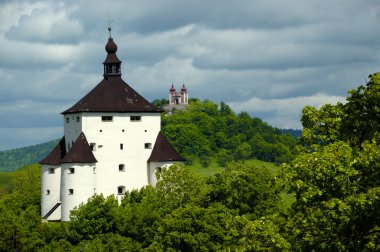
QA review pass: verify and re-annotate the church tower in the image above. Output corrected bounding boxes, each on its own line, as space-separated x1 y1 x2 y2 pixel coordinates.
40 29 184 221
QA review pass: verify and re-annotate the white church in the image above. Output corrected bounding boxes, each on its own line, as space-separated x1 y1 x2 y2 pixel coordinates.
40 31 185 221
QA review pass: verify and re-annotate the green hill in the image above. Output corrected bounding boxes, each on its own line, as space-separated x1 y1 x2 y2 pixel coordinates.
0 140 59 172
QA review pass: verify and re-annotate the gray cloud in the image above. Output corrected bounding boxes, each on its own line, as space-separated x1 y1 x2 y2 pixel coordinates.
0 0 379 150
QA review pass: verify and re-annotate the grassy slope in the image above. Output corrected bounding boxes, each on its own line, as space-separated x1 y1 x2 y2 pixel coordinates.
187 158 280 177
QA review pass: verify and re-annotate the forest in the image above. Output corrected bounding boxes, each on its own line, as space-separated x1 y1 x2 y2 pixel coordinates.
0 72 379 251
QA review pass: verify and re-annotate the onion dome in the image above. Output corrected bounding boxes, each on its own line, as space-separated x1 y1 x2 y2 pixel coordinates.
105 37 118 54
181 84 187 92
170 84 176 92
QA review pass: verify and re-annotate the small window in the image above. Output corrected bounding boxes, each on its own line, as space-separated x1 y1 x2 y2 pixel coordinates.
76 116 80 122
156 167 162 173
130 116 141 122
90 143 96 151
120 143 123 150
48 168 55 174
93 167 96 174
66 117 69 123
98 145 103 149
119 164 125 172
117 186 126 195
144 143 152 149
46 189 50 195
68 189 74 195
102 116 113 122
68 167 75 174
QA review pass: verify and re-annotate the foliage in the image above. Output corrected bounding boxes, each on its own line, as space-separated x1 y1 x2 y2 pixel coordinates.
162 99 298 164
1 73 379 250
283 72 380 251
209 161 280 218
0 139 59 172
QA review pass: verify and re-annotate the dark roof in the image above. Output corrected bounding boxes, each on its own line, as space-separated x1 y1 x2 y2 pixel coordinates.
61 132 97 163
62 37 162 114
40 137 66 165
148 131 186 162
62 76 162 114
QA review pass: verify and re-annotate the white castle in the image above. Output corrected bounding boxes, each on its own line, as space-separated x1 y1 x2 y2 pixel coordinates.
40 32 184 221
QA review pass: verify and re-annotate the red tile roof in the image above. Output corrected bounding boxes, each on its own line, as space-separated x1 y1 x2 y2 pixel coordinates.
40 137 66 165
148 131 185 162
61 132 97 163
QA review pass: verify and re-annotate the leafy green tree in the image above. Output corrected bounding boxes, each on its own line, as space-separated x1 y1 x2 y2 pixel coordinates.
149 203 237 251
282 72 380 251
69 194 119 242
209 161 280 218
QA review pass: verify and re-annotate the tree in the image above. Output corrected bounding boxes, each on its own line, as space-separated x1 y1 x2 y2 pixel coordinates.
209 161 280 218
282 72 380 251
69 194 119 242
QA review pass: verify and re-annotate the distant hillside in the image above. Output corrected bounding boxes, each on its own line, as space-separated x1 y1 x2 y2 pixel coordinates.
280 128 302 139
0 139 59 172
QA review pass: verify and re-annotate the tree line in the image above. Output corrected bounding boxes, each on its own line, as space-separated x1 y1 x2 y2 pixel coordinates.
0 72 379 251
158 98 298 166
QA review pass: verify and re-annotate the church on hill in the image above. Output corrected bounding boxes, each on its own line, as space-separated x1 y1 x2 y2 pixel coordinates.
40 29 185 221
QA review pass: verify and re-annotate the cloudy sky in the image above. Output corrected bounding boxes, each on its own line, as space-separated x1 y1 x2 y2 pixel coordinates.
0 0 379 150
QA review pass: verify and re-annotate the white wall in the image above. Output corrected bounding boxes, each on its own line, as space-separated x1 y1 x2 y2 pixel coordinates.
60 163 96 221
63 113 82 152
41 164 61 220
79 112 161 197
148 161 174 186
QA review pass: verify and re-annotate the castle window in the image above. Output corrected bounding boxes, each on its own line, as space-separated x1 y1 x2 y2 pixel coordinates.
130 116 141 122
144 143 152 149
117 186 125 195
102 116 113 122
48 168 55 174
120 143 123 150
76 116 80 122
46 189 50 195
68 189 74 195
119 164 125 172
68 167 75 174
66 117 69 123
90 143 96 151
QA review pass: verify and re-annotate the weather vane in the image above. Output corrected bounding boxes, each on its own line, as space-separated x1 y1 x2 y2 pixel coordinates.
108 17 114 38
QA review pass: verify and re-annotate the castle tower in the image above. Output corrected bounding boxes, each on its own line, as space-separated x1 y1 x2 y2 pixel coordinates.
40 30 185 221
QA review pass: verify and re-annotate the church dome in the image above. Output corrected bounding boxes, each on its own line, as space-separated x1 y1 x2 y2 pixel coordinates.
181 84 187 92
105 37 118 54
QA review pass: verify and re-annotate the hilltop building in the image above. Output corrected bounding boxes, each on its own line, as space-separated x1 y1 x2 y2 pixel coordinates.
164 84 189 113
40 31 185 221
